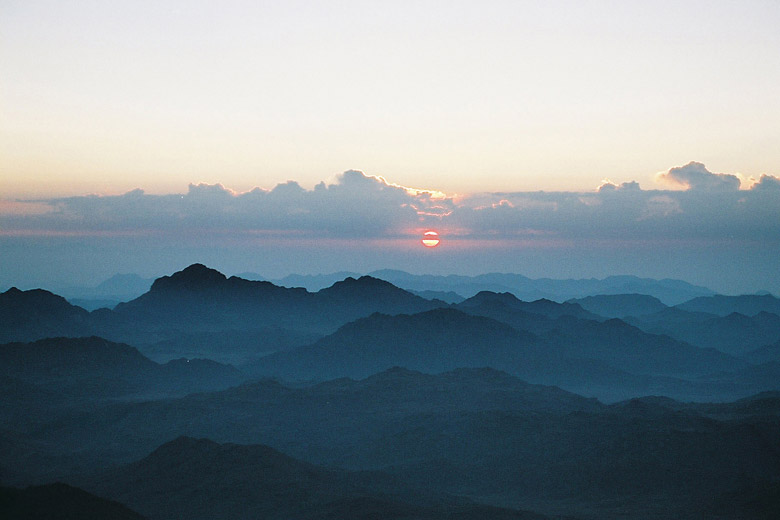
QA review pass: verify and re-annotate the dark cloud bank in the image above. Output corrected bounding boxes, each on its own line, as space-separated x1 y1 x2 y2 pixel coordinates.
2 163 779 294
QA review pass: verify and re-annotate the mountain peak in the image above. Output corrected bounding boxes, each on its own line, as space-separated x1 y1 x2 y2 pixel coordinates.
150 264 227 292
320 275 405 295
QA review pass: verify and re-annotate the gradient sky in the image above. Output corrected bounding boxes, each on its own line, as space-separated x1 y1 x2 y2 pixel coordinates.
3 0 780 196
2 1 780 294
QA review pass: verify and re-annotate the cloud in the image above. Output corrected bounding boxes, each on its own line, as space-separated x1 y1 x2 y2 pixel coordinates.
656 161 741 191
3 163 780 295
598 180 642 192
1 171 452 237
2 163 779 246
749 174 780 191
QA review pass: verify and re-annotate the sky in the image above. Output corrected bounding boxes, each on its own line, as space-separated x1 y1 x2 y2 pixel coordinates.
2 1 780 294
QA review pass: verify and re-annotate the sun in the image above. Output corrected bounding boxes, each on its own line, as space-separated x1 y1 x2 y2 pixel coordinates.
421 230 440 248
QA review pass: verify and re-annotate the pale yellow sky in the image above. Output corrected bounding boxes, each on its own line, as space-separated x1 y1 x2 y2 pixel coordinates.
2 0 779 198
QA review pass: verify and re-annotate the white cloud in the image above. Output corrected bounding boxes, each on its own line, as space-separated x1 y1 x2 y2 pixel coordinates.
656 161 741 191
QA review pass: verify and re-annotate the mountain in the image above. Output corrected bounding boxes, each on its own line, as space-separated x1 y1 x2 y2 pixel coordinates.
1 265 446 358
0 288 92 343
745 339 780 364
0 482 146 520
0 336 244 402
566 293 668 318
80 436 551 520
676 293 780 317
458 291 599 320
367 270 714 305
248 304 746 400
9 368 780 519
450 292 742 379
248 308 546 382
540 317 742 378
627 310 780 356
112 264 444 337
13 367 603 477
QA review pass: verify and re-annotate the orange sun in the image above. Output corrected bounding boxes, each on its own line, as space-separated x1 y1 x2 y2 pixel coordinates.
421 230 440 248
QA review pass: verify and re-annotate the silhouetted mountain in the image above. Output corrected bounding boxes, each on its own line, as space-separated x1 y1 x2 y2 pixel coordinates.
249 308 548 382
459 291 599 320
0 482 145 520
566 293 668 318
676 293 780 317
16 367 602 477
9 368 780 519
62 386 780 519
746 339 780 364
627 310 780 356
0 336 244 402
367 270 713 305
0 265 449 356
80 436 552 520
541 317 742 377
0 288 91 343
450 292 742 379
317 275 447 313
112 265 444 338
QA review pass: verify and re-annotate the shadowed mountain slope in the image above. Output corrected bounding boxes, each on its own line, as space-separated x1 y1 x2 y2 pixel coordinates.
0 288 92 343
14 367 603 476
746 339 780 364
627 309 780 356
247 304 746 401
6 367 780 519
0 482 146 520
248 308 549 382
81 436 553 520
0 337 244 404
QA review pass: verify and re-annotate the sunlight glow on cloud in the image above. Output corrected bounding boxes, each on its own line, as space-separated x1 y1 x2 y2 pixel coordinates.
655 161 741 191
749 174 780 191
1 164 778 249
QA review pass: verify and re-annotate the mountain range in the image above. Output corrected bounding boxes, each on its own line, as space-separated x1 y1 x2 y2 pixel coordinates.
3 263 778 401
34 267 720 307
3 263 780 519
4 367 778 519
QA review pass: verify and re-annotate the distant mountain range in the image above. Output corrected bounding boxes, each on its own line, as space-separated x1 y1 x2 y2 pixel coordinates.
251 269 715 305
37 267 723 307
3 263 780 401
